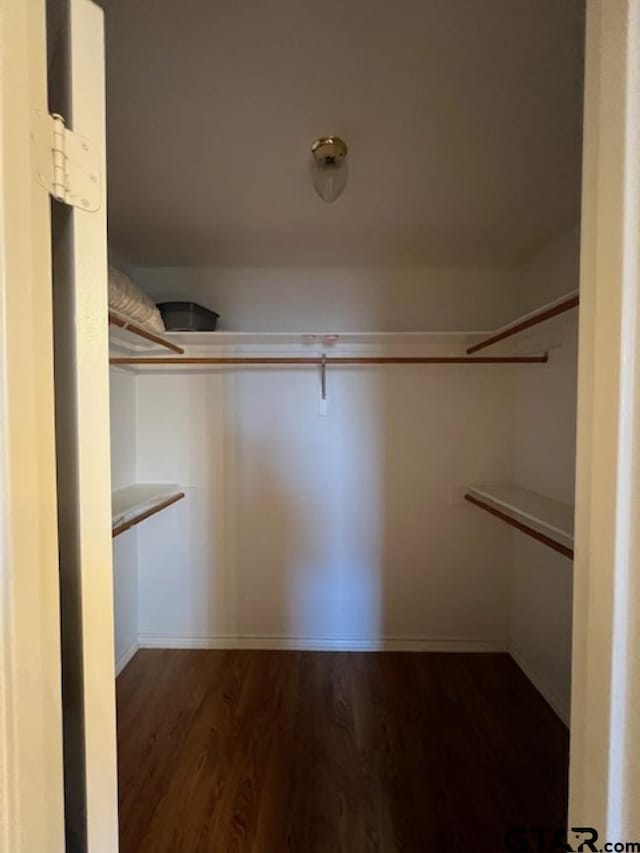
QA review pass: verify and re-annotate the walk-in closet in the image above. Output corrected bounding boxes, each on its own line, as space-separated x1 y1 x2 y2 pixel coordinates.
100 1 584 849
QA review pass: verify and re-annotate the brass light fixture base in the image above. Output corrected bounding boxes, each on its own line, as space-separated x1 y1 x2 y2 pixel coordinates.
311 136 348 162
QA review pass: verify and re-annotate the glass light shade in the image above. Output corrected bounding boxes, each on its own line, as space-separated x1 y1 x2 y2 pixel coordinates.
311 137 348 202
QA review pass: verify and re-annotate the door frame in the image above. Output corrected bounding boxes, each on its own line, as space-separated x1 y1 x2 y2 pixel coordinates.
51 1 119 849
0 1 66 851
569 0 640 841
1 0 640 847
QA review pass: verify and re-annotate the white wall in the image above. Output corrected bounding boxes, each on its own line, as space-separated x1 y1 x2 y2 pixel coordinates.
509 229 579 723
134 266 520 332
135 364 515 649
125 264 522 650
109 368 138 673
516 227 580 313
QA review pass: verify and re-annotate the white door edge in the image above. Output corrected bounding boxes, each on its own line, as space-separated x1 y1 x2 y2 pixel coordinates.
570 0 640 840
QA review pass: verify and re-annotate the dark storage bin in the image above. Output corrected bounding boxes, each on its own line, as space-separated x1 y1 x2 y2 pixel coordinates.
158 301 219 332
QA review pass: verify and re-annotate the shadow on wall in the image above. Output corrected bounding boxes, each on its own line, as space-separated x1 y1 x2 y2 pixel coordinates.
231 368 385 646
134 348 514 649
213 361 513 649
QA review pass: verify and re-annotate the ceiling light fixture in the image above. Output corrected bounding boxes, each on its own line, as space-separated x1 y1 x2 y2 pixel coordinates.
311 136 348 202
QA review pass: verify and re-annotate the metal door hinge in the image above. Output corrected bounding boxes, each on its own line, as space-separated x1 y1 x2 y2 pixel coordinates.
32 110 100 211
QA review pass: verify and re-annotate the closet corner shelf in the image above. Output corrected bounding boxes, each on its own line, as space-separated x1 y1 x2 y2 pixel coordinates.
109 311 184 355
465 484 574 559
112 484 185 537
466 291 579 355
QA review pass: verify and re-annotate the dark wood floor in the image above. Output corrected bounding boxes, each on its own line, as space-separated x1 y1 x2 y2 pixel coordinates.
116 650 569 853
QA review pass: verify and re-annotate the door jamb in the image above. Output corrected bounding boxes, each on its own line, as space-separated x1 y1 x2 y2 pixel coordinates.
570 0 640 840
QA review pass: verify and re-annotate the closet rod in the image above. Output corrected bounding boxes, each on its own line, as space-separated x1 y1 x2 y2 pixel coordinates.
466 294 579 354
110 354 548 366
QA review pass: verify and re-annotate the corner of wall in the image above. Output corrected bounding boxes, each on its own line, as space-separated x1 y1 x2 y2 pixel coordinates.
110 367 140 673
515 225 581 314
506 225 578 725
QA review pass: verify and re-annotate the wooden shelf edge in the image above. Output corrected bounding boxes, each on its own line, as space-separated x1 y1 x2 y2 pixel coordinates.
109 311 184 354
464 493 573 559
466 292 579 355
112 492 185 537
109 354 549 367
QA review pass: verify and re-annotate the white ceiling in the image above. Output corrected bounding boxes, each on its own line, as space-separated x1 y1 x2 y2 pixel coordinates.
99 0 584 268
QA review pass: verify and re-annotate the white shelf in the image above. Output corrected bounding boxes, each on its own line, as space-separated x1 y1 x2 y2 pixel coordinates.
466 484 574 555
109 324 559 370
164 330 488 349
110 291 578 359
112 484 184 535
467 291 579 355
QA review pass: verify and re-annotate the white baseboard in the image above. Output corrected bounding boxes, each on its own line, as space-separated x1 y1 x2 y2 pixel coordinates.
137 634 507 653
509 644 570 726
125 636 568 721
115 640 139 676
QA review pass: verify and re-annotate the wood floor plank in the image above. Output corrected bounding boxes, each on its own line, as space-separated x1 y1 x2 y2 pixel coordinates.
117 650 569 853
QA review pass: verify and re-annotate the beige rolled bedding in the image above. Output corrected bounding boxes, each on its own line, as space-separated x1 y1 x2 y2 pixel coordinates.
108 266 165 334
